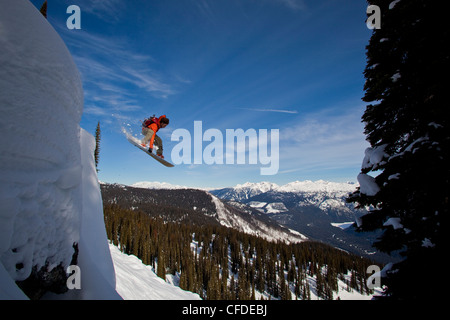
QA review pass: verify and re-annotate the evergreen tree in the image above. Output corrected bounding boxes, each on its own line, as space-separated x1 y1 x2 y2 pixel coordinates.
229 274 236 300
94 121 101 172
316 269 324 299
221 264 229 299
157 247 166 280
251 282 256 300
237 263 250 300
301 280 309 300
40 1 47 19
348 0 448 299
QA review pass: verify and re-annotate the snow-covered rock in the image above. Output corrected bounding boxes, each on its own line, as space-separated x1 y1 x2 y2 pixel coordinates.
0 0 120 299
0 0 83 284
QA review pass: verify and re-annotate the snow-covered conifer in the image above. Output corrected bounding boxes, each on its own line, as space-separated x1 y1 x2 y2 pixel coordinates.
348 0 448 299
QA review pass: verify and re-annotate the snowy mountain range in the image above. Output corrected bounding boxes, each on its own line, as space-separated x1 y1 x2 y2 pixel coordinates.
215 180 357 197
131 181 189 190
211 180 358 216
208 181 394 263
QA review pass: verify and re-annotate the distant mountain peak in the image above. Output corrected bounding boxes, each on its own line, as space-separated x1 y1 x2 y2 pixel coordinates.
208 179 390 262
131 181 187 190
229 180 357 194
234 181 280 192
277 180 357 193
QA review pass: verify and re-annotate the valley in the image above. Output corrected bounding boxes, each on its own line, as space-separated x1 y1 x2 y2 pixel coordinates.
100 182 380 300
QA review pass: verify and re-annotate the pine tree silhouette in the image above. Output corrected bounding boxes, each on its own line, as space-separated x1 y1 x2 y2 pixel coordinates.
94 122 101 172
40 1 47 19
348 0 448 299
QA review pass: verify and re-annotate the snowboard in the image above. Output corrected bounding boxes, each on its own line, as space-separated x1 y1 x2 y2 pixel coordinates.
126 135 174 167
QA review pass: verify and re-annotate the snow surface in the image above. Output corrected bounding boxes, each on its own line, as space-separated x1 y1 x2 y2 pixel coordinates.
383 217 403 230
362 144 388 171
210 194 307 244
248 201 288 214
277 180 357 193
391 72 401 83
421 238 435 248
109 244 200 300
265 202 288 214
331 222 354 230
358 145 386 196
357 173 380 196
389 0 401 10
234 181 279 193
131 181 188 190
248 201 268 209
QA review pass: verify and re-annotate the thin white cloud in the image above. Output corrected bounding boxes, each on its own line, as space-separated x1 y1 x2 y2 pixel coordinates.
66 32 169 95
60 30 178 124
77 0 124 22
120 66 175 98
273 0 306 11
83 105 109 116
237 107 299 114
279 106 369 175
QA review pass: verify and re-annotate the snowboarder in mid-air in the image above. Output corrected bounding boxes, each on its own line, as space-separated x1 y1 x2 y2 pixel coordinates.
141 115 169 159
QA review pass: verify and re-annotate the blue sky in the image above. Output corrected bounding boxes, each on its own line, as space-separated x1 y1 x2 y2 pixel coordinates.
31 0 372 189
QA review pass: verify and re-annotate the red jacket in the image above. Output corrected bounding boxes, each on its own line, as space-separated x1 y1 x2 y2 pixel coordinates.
146 115 166 149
